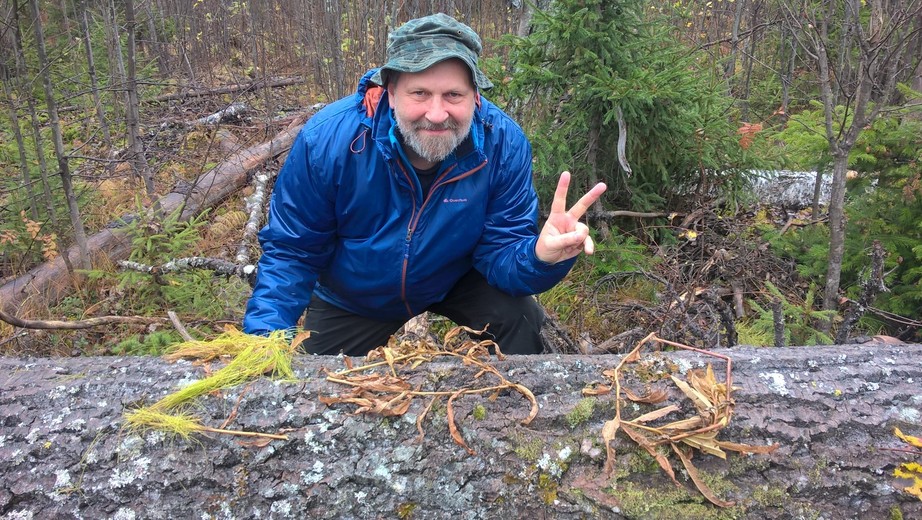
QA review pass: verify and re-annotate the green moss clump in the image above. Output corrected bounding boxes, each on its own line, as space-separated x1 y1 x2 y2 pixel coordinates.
513 434 544 462
750 485 786 507
538 473 558 505
610 481 745 520
472 404 487 420
889 505 903 520
396 502 417 519
565 397 597 428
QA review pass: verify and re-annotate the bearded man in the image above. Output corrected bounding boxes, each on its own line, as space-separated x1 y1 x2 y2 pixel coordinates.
243 13 606 355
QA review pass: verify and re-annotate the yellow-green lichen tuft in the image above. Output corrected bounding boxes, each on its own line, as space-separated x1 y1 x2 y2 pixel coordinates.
396 502 417 519
565 397 597 428
472 404 487 420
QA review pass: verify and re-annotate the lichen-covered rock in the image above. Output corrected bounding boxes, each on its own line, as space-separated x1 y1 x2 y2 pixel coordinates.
1 344 921 519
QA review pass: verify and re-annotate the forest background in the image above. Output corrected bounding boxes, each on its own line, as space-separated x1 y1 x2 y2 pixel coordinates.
1 0 920 357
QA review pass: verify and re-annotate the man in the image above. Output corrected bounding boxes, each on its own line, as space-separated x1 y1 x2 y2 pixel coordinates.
243 13 606 355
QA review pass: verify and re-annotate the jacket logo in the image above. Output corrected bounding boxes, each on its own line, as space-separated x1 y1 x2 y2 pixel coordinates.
443 198 468 203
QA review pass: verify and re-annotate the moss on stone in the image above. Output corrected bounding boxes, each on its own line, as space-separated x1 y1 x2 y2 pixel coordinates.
565 397 597 429
472 404 487 420
512 433 544 462
609 480 745 519
396 502 417 519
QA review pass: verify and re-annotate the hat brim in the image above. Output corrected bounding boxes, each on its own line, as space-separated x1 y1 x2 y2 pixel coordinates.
371 51 493 90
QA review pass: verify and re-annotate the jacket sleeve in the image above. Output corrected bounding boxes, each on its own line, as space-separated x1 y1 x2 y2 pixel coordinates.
243 129 337 335
472 124 575 296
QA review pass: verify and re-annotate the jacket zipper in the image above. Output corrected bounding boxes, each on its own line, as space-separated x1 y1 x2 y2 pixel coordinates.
399 159 488 316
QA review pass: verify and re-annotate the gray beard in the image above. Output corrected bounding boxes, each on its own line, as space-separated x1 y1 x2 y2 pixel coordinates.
396 116 471 164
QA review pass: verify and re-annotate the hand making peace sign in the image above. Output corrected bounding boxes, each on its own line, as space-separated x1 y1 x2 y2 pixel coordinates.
535 171 607 265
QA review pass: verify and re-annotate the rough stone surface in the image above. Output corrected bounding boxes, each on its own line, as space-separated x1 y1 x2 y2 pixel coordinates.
1 344 921 519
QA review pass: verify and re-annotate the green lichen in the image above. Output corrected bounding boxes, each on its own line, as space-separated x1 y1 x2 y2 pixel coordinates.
538 473 558 505
750 485 786 507
696 468 739 498
396 502 417 519
512 433 544 462
610 481 745 519
809 456 829 486
889 505 903 520
472 404 487 420
565 397 597 429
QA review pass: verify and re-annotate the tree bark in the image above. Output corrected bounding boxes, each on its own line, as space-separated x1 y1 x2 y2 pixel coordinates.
78 2 113 150
0 116 309 314
0 343 920 519
123 0 156 199
29 0 92 271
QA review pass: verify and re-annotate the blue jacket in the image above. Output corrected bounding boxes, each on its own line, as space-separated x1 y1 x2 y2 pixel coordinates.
243 69 575 334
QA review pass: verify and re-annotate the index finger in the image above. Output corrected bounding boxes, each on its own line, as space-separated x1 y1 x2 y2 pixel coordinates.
567 182 607 220
550 171 572 215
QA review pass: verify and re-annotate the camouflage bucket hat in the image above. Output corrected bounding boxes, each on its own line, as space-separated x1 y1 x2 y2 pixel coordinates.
371 13 493 90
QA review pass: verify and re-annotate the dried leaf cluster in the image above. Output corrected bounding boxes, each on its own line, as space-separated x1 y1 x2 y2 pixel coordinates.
319 326 538 455
586 332 778 507
893 428 922 501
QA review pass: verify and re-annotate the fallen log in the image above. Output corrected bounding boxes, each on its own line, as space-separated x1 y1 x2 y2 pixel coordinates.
0 115 309 315
1 343 920 519
148 77 306 103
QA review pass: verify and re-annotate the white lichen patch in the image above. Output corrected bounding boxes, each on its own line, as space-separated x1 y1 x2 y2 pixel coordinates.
54 469 72 489
863 382 880 392
558 446 573 462
112 508 137 520
300 460 325 485
0 434 5 447
372 463 392 480
269 500 292 517
108 456 151 489
145 430 166 445
390 476 408 494
674 358 693 374
25 428 40 443
537 452 564 478
759 372 790 396
896 407 920 424
750 357 762 364
4 510 34 519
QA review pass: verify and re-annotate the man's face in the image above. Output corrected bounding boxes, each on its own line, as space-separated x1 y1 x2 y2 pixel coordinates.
389 59 476 166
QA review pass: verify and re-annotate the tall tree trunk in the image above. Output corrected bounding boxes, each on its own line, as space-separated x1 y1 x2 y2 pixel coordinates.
28 0 91 271
2 78 40 221
779 22 795 126
123 0 156 199
724 0 746 81
78 2 112 150
142 3 168 75
822 150 849 316
102 0 127 124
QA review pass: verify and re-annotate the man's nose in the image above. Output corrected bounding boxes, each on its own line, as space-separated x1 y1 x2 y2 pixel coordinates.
426 98 449 125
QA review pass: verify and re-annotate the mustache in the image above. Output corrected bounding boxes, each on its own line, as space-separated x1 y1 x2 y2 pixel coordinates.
412 119 460 131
